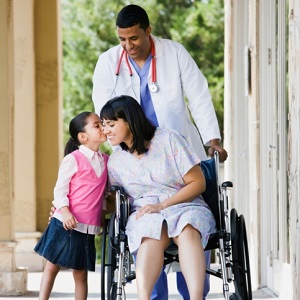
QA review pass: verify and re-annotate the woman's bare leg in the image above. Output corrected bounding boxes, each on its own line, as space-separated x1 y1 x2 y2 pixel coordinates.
135 224 170 300
39 261 61 300
72 269 88 300
173 225 205 300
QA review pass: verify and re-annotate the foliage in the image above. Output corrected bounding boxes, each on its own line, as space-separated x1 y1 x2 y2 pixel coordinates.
62 0 225 146
151 0 225 137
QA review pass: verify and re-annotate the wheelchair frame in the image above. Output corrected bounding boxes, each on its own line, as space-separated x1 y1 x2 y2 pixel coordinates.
101 152 252 300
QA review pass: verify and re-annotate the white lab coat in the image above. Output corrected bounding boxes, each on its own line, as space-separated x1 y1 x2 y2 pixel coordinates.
92 35 221 160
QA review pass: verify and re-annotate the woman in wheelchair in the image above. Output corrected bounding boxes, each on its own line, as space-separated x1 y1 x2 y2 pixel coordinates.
100 95 216 300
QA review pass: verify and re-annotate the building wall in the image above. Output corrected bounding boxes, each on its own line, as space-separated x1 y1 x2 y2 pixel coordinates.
224 0 260 290
224 0 300 299
288 1 300 298
0 0 62 295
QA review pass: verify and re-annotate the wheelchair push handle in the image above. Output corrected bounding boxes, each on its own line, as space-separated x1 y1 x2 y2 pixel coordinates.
213 150 219 163
213 150 220 187
213 151 233 189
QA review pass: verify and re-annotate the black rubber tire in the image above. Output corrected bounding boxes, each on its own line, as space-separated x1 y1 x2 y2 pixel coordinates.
239 215 252 299
109 282 117 300
101 214 118 300
101 218 109 300
230 209 252 300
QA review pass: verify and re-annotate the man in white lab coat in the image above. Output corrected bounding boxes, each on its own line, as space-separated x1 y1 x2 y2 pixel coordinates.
92 4 228 299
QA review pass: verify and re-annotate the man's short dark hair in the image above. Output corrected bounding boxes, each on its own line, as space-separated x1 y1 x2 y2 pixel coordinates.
116 4 150 31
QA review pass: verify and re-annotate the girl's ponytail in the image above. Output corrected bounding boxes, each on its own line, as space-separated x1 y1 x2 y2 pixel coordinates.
64 137 79 156
64 111 92 156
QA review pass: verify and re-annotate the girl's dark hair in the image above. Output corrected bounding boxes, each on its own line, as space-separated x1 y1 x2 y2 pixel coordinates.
64 111 93 156
116 4 150 31
100 95 156 155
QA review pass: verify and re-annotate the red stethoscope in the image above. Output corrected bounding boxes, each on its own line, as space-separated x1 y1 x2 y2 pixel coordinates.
115 36 158 93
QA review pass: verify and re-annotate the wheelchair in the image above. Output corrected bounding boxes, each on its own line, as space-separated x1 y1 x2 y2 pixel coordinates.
101 152 252 300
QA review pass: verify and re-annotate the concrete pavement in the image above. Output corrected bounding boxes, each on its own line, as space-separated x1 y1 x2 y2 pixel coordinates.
2 265 279 299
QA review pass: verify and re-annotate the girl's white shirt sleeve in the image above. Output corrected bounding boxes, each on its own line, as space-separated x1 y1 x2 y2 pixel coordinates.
52 154 77 210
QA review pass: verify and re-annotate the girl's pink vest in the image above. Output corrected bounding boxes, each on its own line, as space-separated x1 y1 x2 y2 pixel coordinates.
66 150 108 227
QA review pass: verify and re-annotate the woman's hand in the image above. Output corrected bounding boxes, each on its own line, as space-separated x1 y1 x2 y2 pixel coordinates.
60 206 78 230
136 203 163 219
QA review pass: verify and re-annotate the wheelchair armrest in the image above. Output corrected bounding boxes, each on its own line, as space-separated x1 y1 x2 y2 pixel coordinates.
222 181 233 188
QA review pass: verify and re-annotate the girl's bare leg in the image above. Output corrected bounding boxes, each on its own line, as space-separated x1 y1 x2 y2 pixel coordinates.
173 225 205 300
39 261 61 300
135 224 170 300
72 269 88 300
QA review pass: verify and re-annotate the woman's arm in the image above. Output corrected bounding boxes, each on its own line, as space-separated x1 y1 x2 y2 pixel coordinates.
136 164 206 219
161 164 206 209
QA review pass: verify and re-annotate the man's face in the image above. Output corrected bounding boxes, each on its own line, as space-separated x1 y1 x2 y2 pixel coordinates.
117 24 151 61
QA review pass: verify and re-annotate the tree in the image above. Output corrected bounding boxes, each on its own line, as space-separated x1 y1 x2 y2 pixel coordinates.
151 0 225 137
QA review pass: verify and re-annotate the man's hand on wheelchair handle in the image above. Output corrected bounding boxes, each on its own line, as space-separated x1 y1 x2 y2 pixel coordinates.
208 139 228 162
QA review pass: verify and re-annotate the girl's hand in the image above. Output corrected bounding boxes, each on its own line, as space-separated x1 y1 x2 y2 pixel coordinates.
136 203 163 219
48 206 55 224
60 207 78 230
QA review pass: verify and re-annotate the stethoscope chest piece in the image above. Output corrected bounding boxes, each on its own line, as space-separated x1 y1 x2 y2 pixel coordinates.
150 83 159 93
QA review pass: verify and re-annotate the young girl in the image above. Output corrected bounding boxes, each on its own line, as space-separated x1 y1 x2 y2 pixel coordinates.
34 111 108 300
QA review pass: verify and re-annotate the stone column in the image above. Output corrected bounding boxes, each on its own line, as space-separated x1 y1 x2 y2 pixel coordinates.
0 0 27 295
35 1 63 232
12 0 44 273
12 0 63 272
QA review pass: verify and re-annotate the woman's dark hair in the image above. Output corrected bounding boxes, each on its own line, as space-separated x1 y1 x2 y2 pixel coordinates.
64 111 93 156
100 95 156 155
116 4 150 31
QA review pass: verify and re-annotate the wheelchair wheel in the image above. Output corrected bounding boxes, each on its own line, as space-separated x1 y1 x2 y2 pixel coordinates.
101 214 117 300
230 209 252 300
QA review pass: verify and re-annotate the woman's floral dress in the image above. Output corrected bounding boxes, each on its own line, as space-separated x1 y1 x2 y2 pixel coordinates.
108 126 216 254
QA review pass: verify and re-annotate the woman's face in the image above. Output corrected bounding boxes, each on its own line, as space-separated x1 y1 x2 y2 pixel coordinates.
102 118 133 147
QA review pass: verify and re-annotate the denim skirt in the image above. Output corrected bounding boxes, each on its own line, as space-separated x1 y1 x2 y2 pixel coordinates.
34 217 96 271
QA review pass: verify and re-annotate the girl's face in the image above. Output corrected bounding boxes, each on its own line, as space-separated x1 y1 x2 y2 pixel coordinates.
81 114 107 151
101 118 132 147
